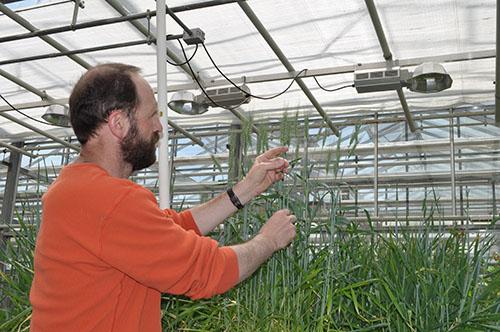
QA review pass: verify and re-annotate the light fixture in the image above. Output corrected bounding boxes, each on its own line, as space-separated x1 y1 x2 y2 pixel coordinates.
168 85 251 115
42 104 70 127
407 62 453 93
167 91 208 115
354 62 452 94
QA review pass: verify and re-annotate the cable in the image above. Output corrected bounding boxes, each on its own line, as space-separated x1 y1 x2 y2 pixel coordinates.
0 93 70 127
312 76 354 92
179 41 249 111
201 42 306 100
167 42 198 66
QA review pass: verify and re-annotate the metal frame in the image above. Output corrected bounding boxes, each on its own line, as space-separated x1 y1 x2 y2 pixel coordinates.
0 1 497 230
238 1 340 137
1 142 22 224
364 0 416 132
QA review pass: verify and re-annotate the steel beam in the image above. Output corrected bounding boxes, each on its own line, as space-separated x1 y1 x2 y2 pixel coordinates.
238 1 340 136
449 111 457 215
157 0 170 209
0 68 49 100
0 140 36 158
496 0 500 125
0 39 150 66
0 2 91 69
374 114 379 217
104 0 194 79
133 49 496 93
1 142 22 224
167 120 204 146
396 88 417 132
104 0 255 133
364 0 392 61
0 160 51 184
0 10 156 43
364 0 417 132
0 111 80 151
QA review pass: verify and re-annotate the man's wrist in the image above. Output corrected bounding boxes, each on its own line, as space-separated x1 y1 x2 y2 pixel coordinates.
232 178 255 206
254 233 277 253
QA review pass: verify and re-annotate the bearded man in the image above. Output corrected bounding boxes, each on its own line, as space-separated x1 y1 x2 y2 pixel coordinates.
29 63 296 332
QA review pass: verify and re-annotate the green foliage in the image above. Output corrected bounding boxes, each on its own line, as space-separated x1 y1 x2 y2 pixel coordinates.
161 118 499 331
0 216 36 332
1 117 498 332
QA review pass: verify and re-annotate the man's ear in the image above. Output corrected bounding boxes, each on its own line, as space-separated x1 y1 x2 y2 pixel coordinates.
107 110 130 140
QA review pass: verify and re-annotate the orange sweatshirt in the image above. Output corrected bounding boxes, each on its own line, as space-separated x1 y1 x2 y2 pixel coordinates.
29 163 239 331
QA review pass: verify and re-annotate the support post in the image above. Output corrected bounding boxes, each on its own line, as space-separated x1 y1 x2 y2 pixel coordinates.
374 114 379 218
496 0 500 124
493 181 497 216
449 110 457 216
1 142 23 224
157 0 170 209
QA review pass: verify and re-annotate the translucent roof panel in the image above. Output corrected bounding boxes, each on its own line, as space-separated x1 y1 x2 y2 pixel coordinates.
0 0 496 138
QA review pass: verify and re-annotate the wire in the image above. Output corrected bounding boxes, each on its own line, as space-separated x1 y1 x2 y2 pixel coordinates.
313 76 354 92
0 93 70 127
201 42 306 100
167 42 198 66
179 41 249 111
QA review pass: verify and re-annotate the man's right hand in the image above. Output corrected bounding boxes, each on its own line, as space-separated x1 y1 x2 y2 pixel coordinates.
258 209 296 251
229 209 296 282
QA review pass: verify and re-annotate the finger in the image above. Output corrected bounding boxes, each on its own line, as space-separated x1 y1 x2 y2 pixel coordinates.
259 146 288 160
289 215 297 223
280 209 290 215
260 159 287 171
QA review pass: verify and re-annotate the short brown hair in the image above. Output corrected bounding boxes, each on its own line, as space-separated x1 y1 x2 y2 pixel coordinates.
69 63 141 145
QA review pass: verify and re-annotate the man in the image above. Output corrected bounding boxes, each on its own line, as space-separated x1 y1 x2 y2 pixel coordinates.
29 63 296 331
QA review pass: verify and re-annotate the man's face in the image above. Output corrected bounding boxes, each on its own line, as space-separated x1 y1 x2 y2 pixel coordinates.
120 74 162 172
120 116 160 171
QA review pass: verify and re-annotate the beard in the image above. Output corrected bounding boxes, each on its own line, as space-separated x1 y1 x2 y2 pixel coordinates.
120 120 160 172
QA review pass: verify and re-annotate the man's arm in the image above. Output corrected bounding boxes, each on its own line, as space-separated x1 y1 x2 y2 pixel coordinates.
190 147 289 235
229 209 296 282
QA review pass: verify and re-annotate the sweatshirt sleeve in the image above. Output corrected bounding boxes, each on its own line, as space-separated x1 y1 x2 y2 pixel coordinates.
163 209 201 235
99 187 239 299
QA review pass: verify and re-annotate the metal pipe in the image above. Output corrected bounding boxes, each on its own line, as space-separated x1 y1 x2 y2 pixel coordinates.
364 0 392 61
0 68 48 100
0 10 155 43
0 112 80 151
449 110 457 216
497 0 500 125
364 0 417 132
0 141 37 158
396 88 417 132
170 0 244 12
104 0 255 135
165 49 496 92
0 2 91 69
1 142 22 224
157 0 170 209
0 39 150 66
166 5 192 35
167 120 204 146
493 181 497 216
374 113 379 217
71 0 80 26
238 1 340 137
0 1 242 44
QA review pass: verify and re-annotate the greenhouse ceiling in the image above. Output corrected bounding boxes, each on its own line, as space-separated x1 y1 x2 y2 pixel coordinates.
0 0 498 143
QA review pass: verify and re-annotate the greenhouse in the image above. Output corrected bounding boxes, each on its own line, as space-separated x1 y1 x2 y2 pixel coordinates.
0 0 499 330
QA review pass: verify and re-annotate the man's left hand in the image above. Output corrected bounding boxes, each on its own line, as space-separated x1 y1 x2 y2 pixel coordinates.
236 146 289 201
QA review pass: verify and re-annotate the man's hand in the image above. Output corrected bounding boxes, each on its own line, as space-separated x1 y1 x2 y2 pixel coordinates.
230 209 296 282
234 147 289 202
257 209 296 251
